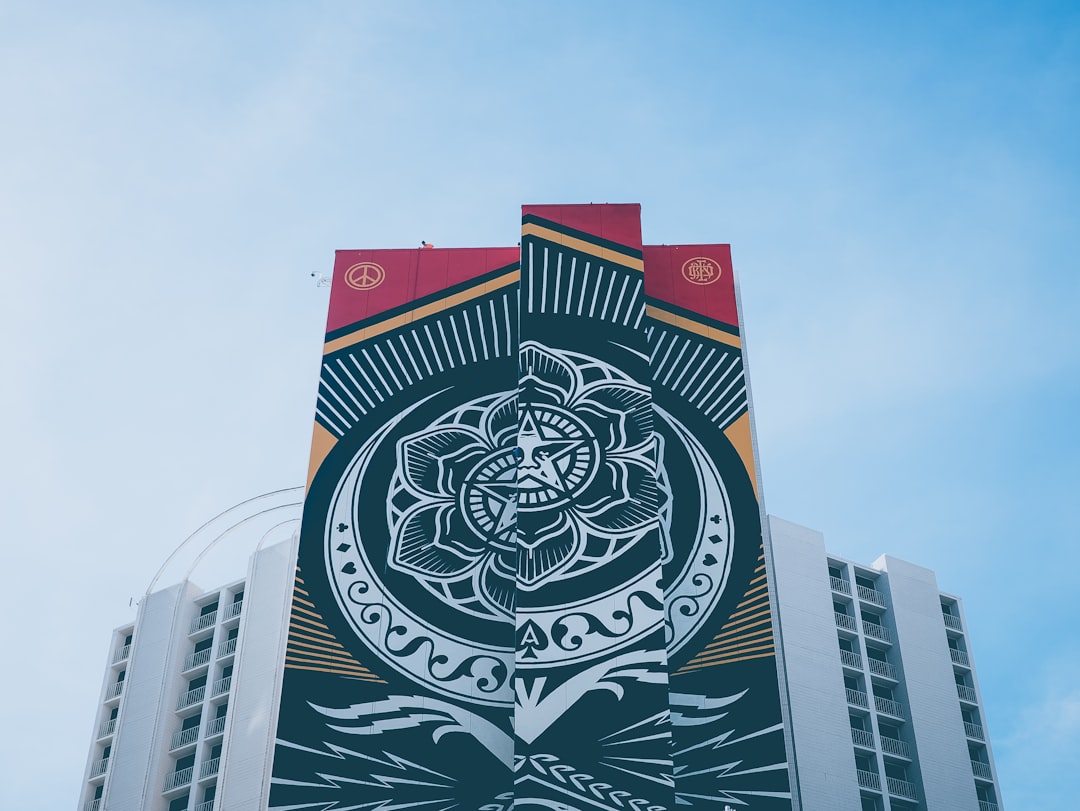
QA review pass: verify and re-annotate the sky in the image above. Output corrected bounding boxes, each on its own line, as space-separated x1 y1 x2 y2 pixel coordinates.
1 1 1077 808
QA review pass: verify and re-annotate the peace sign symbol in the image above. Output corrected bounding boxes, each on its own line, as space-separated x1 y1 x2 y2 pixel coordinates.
344 262 386 291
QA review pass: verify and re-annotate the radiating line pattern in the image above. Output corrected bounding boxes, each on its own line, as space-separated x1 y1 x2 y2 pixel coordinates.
647 325 748 433
284 570 385 681
315 290 515 437
524 242 645 329
675 548 776 673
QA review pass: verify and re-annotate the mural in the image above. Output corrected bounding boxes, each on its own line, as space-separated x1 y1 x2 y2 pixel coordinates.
269 208 792 810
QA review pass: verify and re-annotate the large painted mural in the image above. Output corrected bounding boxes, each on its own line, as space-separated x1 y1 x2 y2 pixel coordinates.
269 206 793 810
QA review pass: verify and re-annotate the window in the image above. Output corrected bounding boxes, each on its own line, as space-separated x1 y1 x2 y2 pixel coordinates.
834 601 849 615
194 638 213 654
116 670 126 684
226 627 238 642
188 675 207 691
878 722 900 740
200 602 219 617
221 664 233 680
168 795 189 811
854 754 874 772
866 647 888 663
210 743 222 760
203 785 217 803
215 702 228 719
828 564 844 580
123 633 133 646
232 591 243 604
838 637 854 653
883 762 908 781
861 610 881 625
181 714 200 731
855 574 876 591
844 675 861 692
109 707 118 720
175 754 195 772
861 797 881 811
102 745 111 760
93 786 103 800
874 685 894 702
849 714 866 731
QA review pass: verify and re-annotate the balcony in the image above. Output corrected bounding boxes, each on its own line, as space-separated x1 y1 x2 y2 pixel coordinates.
184 648 213 671
218 637 238 658
105 681 124 701
857 584 886 606
177 686 206 711
195 801 215 811
204 715 227 737
190 611 218 634
96 718 116 739
170 725 201 751
979 801 1000 811
90 757 109 778
957 684 979 704
163 766 193 792
972 760 994 780
874 696 905 719
200 757 220 779
943 612 963 631
835 612 857 632
223 600 243 621
863 621 892 643
965 721 985 741
880 736 910 759
851 727 875 748
112 644 131 664
82 799 101 811
211 676 232 698
830 576 850 594
950 648 970 667
846 688 869 709
867 658 897 680
856 769 880 791
840 649 863 670
886 776 918 801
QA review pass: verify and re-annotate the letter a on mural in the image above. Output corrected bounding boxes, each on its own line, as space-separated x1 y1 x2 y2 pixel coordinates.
269 205 793 810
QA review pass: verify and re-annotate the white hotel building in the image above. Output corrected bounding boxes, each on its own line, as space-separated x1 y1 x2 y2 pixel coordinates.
78 516 1002 811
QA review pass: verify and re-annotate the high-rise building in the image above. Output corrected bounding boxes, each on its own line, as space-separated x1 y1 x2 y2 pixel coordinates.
78 204 1002 810
79 519 1002 811
768 517 1002 811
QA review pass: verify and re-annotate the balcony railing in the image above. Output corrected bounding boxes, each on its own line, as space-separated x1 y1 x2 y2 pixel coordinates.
880 735 910 759
218 637 238 658
943 612 963 631
170 725 200 750
830 576 850 594
857 584 886 606
190 611 218 634
163 766 193 792
965 721 985 740
972 760 993 780
851 727 875 748
950 648 970 667
835 612 857 632
856 769 880 791
957 684 979 703
979 801 1000 811
863 621 892 643
105 681 124 700
195 801 215 811
211 675 232 697
82 799 101 811
223 600 243 620
867 658 897 680
176 686 206 711
112 644 131 664
846 688 869 709
886 776 918 800
840 649 863 669
204 715 227 737
200 757 220 779
90 757 109 778
96 718 116 739
874 696 905 718
184 648 213 671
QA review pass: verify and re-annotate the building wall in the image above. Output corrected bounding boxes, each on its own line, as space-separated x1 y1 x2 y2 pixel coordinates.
767 516 864 809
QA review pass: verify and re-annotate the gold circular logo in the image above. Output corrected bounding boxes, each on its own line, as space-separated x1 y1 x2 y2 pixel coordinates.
681 257 722 286
344 262 386 291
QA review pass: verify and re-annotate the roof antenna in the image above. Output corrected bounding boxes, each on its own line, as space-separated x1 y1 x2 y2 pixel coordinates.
310 271 331 288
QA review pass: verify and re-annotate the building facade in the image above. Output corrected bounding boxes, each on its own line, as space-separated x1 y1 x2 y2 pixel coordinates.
79 519 1003 811
77 536 297 811
768 517 1002 811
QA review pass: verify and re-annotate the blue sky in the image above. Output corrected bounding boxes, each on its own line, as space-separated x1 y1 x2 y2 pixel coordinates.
1 2 1077 808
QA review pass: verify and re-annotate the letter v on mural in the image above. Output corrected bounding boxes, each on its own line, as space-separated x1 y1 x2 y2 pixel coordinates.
268 204 794 810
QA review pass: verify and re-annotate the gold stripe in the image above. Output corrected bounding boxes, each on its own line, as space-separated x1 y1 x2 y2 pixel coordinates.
293 596 317 609
284 662 388 681
288 622 336 641
322 269 520 356
698 627 774 652
288 636 347 654
289 629 344 648
645 305 742 348
286 647 376 670
521 222 644 271
722 605 772 626
291 605 325 621
674 649 776 673
290 613 329 630
685 641 777 666
293 585 309 597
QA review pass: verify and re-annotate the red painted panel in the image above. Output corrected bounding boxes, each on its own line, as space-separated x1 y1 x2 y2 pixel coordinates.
522 203 643 252
326 247 519 335
643 244 739 329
